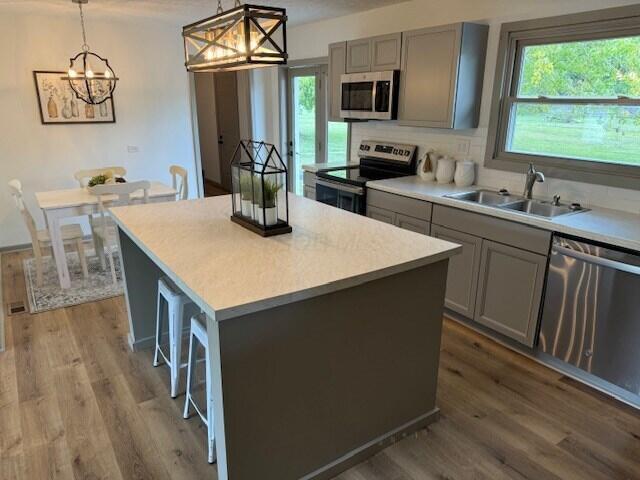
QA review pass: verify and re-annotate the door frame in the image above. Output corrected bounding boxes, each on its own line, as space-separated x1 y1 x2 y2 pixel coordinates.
286 65 327 193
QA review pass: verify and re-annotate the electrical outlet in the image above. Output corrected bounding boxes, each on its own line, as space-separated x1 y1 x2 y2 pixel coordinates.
456 141 470 155
127 145 140 154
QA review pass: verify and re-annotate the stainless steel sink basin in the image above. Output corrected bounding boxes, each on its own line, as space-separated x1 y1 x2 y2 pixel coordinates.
446 189 523 206
499 199 588 218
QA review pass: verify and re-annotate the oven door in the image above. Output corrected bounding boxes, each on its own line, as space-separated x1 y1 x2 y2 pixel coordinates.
315 179 366 215
340 71 398 120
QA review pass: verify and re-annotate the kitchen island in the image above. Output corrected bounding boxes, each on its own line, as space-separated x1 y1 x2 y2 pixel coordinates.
110 194 460 480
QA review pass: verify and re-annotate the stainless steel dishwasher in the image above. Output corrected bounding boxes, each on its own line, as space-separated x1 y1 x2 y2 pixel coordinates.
538 235 640 397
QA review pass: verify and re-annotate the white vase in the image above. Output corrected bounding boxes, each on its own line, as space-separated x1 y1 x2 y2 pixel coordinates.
435 157 456 184
264 207 278 226
241 199 252 217
454 160 475 187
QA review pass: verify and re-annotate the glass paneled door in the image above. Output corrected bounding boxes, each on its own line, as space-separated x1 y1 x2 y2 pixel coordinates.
288 66 326 195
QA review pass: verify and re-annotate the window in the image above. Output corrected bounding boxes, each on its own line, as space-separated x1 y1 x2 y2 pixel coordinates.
486 6 640 189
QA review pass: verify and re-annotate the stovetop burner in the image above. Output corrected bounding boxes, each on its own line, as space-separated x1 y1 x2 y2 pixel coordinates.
317 140 418 187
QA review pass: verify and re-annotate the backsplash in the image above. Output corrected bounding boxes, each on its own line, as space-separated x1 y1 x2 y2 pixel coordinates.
350 122 640 215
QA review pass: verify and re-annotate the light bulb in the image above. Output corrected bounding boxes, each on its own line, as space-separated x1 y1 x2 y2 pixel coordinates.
205 48 214 61
86 68 94 79
104 69 112 79
68 68 77 78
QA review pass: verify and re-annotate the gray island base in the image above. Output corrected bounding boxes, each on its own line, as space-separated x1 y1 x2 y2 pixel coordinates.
110 195 459 480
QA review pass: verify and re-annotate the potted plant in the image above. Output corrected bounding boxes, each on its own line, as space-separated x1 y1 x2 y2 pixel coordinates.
256 179 281 226
239 172 253 217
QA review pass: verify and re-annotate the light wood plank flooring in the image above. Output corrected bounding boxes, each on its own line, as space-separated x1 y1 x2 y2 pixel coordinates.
1 249 639 480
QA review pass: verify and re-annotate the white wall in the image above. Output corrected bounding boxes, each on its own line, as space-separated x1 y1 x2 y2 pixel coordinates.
283 0 640 214
0 10 197 248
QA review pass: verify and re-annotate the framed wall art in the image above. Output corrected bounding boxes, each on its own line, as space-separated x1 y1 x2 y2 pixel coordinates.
33 71 116 125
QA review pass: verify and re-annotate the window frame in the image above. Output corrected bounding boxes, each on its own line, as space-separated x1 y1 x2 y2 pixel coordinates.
485 5 640 190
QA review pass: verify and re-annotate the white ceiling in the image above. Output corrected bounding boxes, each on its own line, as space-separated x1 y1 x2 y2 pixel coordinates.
3 0 411 26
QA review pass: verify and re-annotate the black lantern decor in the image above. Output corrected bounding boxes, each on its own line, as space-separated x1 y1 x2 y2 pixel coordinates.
230 140 291 237
182 0 287 73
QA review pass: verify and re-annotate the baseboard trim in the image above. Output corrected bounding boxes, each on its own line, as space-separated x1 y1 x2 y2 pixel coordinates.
301 408 440 480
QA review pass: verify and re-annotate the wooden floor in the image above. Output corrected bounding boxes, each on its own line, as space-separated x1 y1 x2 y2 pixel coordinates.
1 249 639 480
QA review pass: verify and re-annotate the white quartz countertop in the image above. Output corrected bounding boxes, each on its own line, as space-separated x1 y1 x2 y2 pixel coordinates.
367 176 640 252
110 194 460 321
302 160 359 173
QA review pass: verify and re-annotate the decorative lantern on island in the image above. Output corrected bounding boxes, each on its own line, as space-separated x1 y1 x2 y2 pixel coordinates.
230 140 291 236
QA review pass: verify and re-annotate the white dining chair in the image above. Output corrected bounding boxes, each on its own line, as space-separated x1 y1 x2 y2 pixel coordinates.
170 165 189 201
8 179 88 287
91 181 150 284
74 167 127 188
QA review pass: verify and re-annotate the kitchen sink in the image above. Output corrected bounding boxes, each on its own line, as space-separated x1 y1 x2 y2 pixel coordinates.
446 189 523 206
500 199 587 218
446 190 589 218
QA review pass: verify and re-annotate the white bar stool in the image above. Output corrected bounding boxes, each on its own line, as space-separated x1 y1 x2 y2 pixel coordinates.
153 276 193 398
183 313 216 464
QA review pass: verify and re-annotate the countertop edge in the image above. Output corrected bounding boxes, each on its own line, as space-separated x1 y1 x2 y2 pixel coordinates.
367 180 640 252
111 206 461 322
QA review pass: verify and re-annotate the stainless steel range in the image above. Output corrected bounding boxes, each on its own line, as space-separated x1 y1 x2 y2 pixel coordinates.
315 140 417 215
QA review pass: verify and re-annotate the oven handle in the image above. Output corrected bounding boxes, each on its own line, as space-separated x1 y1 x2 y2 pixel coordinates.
315 178 364 196
554 245 640 276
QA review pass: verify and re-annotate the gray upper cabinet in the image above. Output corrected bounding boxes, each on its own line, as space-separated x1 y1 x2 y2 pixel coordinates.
346 38 372 73
398 22 488 129
328 42 347 122
431 225 482 319
371 33 402 71
475 240 547 347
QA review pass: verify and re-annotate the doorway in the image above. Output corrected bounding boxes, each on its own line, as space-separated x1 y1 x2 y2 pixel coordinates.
193 72 241 195
287 65 350 196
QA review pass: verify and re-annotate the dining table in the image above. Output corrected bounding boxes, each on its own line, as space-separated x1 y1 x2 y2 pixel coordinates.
35 181 177 289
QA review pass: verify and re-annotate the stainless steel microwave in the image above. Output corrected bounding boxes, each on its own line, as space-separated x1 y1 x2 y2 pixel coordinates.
340 70 399 120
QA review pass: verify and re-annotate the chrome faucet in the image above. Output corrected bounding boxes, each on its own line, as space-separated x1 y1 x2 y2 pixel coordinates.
523 163 545 199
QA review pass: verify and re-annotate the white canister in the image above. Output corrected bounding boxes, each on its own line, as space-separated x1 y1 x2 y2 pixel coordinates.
435 157 456 184
454 160 475 187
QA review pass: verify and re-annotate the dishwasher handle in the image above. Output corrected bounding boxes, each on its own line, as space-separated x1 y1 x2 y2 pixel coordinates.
554 244 640 276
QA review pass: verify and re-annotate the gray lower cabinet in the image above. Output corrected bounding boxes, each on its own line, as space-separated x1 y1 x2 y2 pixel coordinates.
328 41 347 121
367 205 395 225
398 22 488 129
431 225 482 318
303 185 316 200
474 240 547 347
395 213 430 235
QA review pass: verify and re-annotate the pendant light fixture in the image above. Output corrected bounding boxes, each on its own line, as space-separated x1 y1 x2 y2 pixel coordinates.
62 0 118 105
182 0 287 72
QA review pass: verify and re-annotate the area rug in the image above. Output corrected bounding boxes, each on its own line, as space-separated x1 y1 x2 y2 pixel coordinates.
23 249 124 313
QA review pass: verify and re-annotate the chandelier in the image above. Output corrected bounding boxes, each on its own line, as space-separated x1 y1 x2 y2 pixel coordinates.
182 0 287 72
62 0 118 105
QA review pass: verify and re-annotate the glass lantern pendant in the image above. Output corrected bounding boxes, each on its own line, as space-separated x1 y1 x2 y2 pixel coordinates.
182 0 287 72
62 0 118 105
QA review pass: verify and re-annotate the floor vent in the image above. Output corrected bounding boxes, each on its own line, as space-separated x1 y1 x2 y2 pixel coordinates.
7 301 27 316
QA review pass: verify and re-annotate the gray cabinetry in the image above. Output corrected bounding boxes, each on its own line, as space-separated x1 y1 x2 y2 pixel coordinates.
346 38 372 73
303 171 316 200
475 240 546 347
431 225 482 318
346 33 402 74
399 22 488 129
366 189 431 234
328 41 347 121
366 205 395 225
371 33 402 71
432 204 550 346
